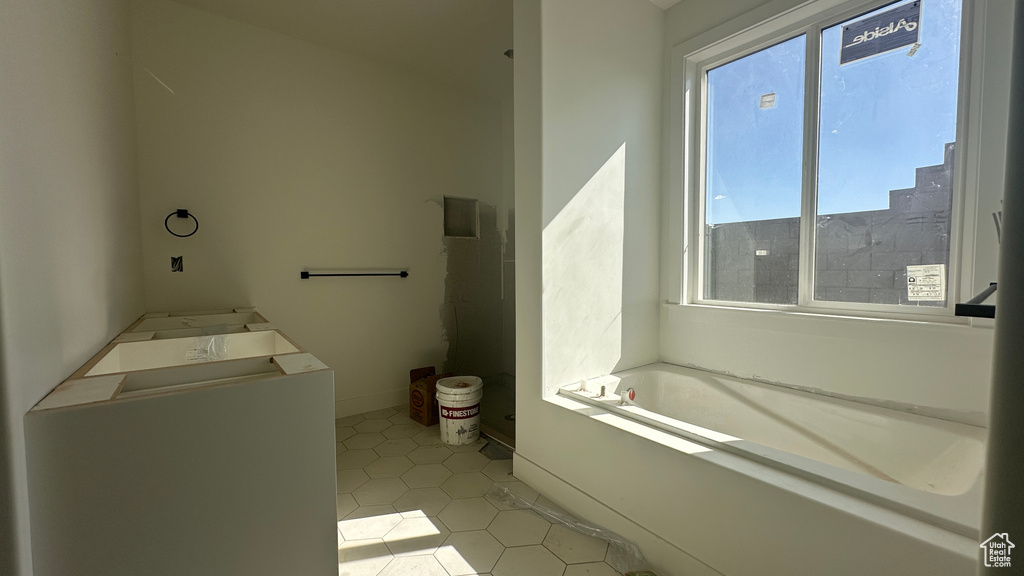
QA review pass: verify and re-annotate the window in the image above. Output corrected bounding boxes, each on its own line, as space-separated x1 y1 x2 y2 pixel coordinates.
693 0 964 316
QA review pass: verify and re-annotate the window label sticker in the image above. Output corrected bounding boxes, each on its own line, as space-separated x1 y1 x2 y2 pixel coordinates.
759 93 776 109
840 1 921 65
907 264 945 301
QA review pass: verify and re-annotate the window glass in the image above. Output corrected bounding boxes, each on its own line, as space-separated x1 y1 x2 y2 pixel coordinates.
814 0 962 306
704 35 806 304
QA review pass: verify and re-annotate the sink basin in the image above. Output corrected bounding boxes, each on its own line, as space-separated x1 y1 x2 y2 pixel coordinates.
131 312 267 333
149 324 249 340
86 330 300 376
116 356 285 397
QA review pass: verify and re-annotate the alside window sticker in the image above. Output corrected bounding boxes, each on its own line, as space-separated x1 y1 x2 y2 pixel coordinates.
840 1 921 65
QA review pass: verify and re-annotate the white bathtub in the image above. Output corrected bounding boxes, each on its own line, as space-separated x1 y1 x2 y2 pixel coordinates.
558 362 984 538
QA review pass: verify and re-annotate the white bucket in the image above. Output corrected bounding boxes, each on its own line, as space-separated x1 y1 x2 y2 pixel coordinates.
436 376 483 446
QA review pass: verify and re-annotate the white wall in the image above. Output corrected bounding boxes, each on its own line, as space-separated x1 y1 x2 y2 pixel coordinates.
513 0 669 561
662 0 776 43
0 0 145 572
539 0 664 391
658 0 1009 423
131 0 507 416
516 0 663 470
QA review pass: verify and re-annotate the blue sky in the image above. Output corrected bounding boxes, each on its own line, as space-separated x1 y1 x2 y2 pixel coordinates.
706 0 961 224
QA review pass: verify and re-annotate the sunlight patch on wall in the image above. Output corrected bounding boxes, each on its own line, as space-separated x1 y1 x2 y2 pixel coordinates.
542 144 626 391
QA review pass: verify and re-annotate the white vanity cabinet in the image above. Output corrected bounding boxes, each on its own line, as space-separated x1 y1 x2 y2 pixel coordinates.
25 310 336 576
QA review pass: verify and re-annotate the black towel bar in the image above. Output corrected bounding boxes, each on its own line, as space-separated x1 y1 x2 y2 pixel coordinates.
300 271 408 279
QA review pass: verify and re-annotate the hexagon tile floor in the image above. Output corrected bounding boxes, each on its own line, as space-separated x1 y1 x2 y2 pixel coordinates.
336 407 625 576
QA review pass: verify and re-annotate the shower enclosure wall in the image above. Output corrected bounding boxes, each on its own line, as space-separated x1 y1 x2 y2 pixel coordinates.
440 95 516 445
442 201 516 445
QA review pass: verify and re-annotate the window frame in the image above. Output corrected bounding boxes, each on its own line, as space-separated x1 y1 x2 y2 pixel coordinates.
678 0 974 323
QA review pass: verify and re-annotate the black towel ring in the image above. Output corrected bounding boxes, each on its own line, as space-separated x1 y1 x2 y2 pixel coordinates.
164 209 199 238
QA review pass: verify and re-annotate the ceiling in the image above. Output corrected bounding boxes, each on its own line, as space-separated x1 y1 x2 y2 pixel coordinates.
167 0 680 97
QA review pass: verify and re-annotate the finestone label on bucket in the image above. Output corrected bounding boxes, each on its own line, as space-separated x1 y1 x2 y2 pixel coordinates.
440 403 480 420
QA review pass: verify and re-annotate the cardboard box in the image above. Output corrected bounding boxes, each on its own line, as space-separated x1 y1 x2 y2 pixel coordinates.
409 367 451 427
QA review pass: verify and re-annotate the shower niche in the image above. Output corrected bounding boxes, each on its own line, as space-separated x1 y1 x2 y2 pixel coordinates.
443 195 480 238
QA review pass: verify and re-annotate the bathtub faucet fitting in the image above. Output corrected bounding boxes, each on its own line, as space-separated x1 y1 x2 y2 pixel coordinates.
619 388 636 406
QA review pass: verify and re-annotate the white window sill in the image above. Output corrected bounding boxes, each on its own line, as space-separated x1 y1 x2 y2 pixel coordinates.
663 301 992 329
